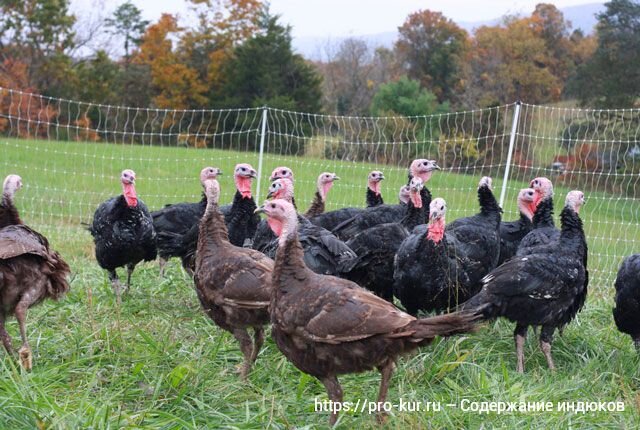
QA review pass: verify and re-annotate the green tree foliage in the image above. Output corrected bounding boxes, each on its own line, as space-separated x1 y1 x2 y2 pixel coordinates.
217 9 322 112
570 0 640 107
0 0 76 93
370 76 449 117
395 10 469 104
105 1 150 62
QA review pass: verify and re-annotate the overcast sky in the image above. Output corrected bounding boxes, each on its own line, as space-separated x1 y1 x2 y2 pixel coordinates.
72 0 606 39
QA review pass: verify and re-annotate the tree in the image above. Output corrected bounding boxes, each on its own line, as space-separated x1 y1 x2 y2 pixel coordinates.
529 3 574 82
370 76 449 117
395 10 469 104
465 17 559 106
0 0 76 93
133 14 207 109
180 0 262 100
217 9 322 112
105 1 150 63
570 0 640 107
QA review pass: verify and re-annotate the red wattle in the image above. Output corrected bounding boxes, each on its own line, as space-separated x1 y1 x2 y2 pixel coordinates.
410 191 422 208
123 183 138 207
321 182 333 199
427 220 445 243
236 176 253 199
369 181 381 196
267 218 283 237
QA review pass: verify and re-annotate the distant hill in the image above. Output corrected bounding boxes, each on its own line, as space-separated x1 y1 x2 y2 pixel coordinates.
295 2 605 60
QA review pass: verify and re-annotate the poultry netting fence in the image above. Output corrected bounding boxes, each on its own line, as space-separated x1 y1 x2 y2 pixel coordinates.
0 86 639 292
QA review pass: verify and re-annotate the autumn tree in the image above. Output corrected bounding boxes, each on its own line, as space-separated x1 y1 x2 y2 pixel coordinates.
105 1 150 63
464 17 559 106
133 14 207 109
217 9 322 112
0 0 76 93
180 0 262 101
529 3 574 82
395 10 469 104
570 0 640 107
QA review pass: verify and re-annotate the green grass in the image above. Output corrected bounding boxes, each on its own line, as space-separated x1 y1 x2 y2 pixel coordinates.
1 137 639 429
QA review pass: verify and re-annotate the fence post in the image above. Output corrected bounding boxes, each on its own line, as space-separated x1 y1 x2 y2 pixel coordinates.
256 107 268 200
499 101 522 208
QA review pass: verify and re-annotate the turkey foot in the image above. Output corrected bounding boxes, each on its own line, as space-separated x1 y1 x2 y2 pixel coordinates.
18 345 32 371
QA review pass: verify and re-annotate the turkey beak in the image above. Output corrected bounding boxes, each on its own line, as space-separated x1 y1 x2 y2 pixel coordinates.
249 170 257 178
266 190 275 199
333 175 340 181
379 174 385 181
431 163 441 171
254 205 265 215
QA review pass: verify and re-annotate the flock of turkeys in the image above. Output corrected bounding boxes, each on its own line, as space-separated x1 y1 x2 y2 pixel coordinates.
0 158 638 424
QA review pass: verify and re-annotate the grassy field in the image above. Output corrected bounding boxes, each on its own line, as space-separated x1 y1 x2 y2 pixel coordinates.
1 137 639 429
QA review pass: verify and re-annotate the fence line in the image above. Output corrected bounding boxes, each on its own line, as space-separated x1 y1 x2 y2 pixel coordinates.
0 87 639 290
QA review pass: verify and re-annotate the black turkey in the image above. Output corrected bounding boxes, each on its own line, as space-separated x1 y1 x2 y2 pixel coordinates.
89 169 157 302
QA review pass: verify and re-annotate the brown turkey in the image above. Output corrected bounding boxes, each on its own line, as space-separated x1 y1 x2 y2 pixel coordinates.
194 167 274 379
0 219 70 369
257 198 478 425
1 174 23 228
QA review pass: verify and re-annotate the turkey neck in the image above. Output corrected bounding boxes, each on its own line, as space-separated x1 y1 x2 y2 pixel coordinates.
401 188 431 229
478 185 501 221
532 197 555 228
366 187 383 207
199 187 230 247
0 193 22 227
304 191 324 218
558 206 586 256
273 220 308 297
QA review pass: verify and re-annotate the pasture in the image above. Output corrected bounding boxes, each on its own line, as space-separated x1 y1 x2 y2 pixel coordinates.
0 137 639 429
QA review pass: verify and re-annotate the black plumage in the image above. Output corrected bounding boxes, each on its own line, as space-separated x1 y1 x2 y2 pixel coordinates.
394 198 479 315
497 188 536 265
332 159 439 240
157 164 259 272
254 178 357 276
309 170 384 231
516 197 558 254
464 200 587 372
339 178 430 301
89 169 156 301
613 254 640 349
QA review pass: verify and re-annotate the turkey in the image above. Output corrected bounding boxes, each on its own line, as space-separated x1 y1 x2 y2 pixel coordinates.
157 164 260 273
257 198 478 425
303 172 339 218
366 170 385 207
332 159 440 240
194 169 273 379
0 224 70 370
269 166 296 207
1 174 23 228
463 190 587 372
497 187 537 265
89 169 157 302
398 184 411 205
309 170 384 231
394 177 502 315
441 176 502 288
394 198 475 315
338 177 430 301
151 168 222 275
255 178 357 276
516 177 557 254
613 254 640 350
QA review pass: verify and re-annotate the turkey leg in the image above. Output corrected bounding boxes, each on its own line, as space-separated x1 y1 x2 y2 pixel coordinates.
376 360 396 423
320 375 343 426
540 325 556 371
0 313 13 353
14 283 42 371
514 324 527 373
108 269 123 304
232 328 254 380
